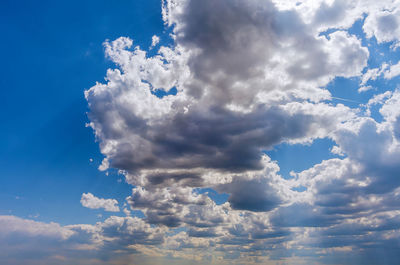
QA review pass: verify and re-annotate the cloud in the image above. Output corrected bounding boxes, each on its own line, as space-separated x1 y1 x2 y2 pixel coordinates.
151 35 160 48
86 0 367 185
98 216 165 247
364 6 400 47
221 178 282 212
81 0 400 263
0 215 176 265
0 215 84 265
80 193 120 212
0 215 74 240
384 61 400 79
215 156 288 212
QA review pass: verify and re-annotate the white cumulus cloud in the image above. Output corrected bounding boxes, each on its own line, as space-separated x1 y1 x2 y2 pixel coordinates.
80 192 120 212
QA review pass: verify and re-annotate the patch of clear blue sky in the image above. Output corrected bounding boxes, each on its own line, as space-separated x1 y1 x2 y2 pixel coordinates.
0 0 166 225
265 138 341 180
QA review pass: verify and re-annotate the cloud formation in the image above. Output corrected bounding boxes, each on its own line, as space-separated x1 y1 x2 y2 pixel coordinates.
5 0 400 264
81 0 400 263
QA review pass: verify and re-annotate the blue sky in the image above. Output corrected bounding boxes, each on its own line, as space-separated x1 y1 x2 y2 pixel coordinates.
1 0 400 265
0 0 164 225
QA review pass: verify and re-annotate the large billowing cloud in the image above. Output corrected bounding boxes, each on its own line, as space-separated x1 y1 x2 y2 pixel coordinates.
85 0 368 183
82 0 400 264
5 0 400 264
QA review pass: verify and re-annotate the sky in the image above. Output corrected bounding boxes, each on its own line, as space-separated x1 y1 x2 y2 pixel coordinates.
1 0 400 264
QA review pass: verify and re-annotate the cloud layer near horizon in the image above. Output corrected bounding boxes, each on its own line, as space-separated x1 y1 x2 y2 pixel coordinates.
4 0 400 264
